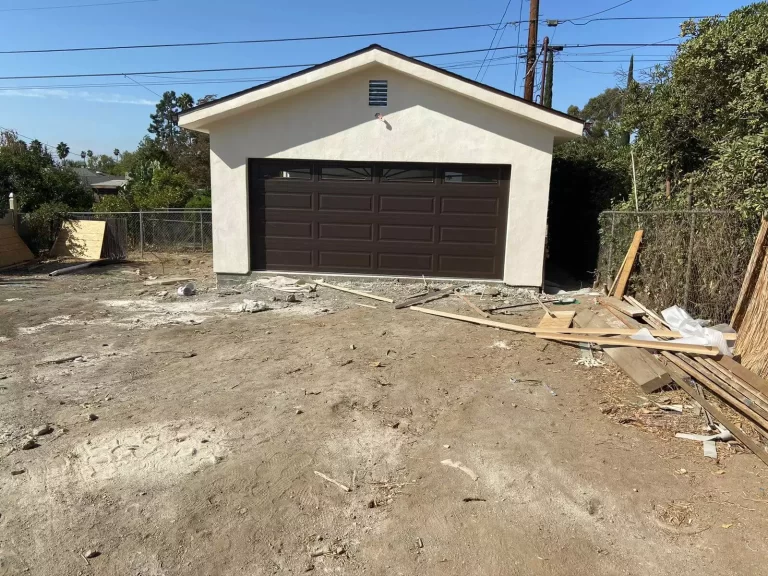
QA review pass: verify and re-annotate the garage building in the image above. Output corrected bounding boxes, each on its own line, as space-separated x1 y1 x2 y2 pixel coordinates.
179 44 583 286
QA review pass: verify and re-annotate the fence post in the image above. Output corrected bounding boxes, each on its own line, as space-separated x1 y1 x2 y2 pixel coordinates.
139 210 144 260
199 210 204 251
683 212 696 309
608 212 616 277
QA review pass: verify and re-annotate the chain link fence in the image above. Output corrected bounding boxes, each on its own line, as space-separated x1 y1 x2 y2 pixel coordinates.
68 209 213 255
598 210 761 323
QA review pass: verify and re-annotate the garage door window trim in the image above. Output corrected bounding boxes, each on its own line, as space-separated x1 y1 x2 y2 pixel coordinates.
320 165 374 181
443 166 500 184
257 163 312 181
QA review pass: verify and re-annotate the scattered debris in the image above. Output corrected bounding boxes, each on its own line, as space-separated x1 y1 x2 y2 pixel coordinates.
491 341 513 349
36 355 84 366
11 469 25 476
416 537 424 548
542 383 558 397
230 299 268 313
313 470 351 492
354 303 377 309
315 279 394 303
395 286 459 309
676 425 733 459
177 283 196 296
574 356 606 367
296 408 304 415
440 459 478 481
143 277 194 286
83 550 100 559
88 413 99 421
369 361 383 368
462 497 487 502
349 344 356 350
21 439 40 450
32 424 53 437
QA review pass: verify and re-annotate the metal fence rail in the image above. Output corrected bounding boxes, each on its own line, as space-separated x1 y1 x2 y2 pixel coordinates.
68 210 213 256
597 210 761 323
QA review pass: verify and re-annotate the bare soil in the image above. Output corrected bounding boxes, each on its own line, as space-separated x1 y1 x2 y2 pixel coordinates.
1 254 767 575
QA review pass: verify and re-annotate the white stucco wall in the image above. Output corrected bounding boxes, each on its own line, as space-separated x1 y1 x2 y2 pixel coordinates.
205 64 559 286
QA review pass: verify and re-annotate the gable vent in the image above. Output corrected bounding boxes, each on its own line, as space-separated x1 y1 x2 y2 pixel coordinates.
368 80 388 107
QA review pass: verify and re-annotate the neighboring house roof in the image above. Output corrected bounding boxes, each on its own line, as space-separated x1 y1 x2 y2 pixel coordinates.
75 167 126 188
179 44 584 137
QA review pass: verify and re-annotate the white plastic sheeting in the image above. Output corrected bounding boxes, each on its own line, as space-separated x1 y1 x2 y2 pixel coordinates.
630 305 733 356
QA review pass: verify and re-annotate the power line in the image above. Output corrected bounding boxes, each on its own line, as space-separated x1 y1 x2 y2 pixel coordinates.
564 0 633 22
0 0 158 12
512 0 525 96
0 43 683 81
0 22 504 55
122 74 163 97
475 0 513 81
0 14 717 55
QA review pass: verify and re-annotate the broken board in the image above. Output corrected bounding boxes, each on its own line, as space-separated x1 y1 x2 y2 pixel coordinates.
612 230 644 299
537 310 575 330
575 310 673 393
50 220 106 260
0 226 34 268
600 296 644 318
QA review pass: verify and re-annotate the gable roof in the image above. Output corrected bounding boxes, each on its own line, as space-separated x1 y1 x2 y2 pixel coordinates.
178 44 584 137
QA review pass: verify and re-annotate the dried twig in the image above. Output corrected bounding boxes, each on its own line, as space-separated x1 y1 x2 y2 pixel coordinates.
314 471 351 492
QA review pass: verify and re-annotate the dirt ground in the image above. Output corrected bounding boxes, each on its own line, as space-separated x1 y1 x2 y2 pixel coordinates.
1 254 768 576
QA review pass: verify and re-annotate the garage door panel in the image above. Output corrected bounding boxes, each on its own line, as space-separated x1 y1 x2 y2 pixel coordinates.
439 254 497 276
378 224 434 243
440 197 500 215
319 193 373 212
264 192 313 210
379 195 435 214
318 222 373 241
265 249 314 268
250 160 508 279
440 226 497 245
264 221 313 239
378 252 433 272
318 251 372 270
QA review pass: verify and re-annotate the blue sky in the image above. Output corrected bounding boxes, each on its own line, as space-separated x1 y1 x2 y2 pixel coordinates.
0 0 750 156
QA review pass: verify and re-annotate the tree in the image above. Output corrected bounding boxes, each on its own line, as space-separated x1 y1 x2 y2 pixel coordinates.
129 162 192 209
56 142 70 161
543 49 554 108
568 88 625 139
623 3 768 214
80 151 86 160
0 129 92 230
113 148 120 159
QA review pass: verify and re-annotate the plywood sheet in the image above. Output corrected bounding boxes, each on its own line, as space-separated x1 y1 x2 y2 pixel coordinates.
0 225 34 267
537 311 575 330
50 220 106 260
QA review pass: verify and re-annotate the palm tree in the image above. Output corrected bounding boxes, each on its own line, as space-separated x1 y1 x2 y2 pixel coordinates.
56 142 70 161
113 148 120 159
80 151 86 160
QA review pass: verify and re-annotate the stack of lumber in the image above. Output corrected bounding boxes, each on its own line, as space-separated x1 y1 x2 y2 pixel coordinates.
731 217 768 379
599 296 768 467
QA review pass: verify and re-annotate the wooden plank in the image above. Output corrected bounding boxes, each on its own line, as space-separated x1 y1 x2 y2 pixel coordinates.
613 230 644 299
143 277 194 286
315 280 394 303
394 286 456 309
717 355 768 398
609 246 630 295
537 333 720 356
575 310 672 394
704 358 768 408
600 296 644 318
732 217 768 330
456 294 490 318
663 357 768 467
665 353 768 435
412 306 718 355
0 227 33 268
537 311 574 330
50 220 106 260
695 358 768 416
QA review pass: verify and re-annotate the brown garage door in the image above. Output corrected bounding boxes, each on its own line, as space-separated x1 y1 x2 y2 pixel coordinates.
249 160 509 279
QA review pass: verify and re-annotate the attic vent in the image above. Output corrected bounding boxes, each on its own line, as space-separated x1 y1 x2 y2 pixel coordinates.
368 80 388 106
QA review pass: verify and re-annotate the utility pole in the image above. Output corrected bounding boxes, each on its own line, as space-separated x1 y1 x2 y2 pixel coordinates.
524 0 540 101
539 36 549 104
